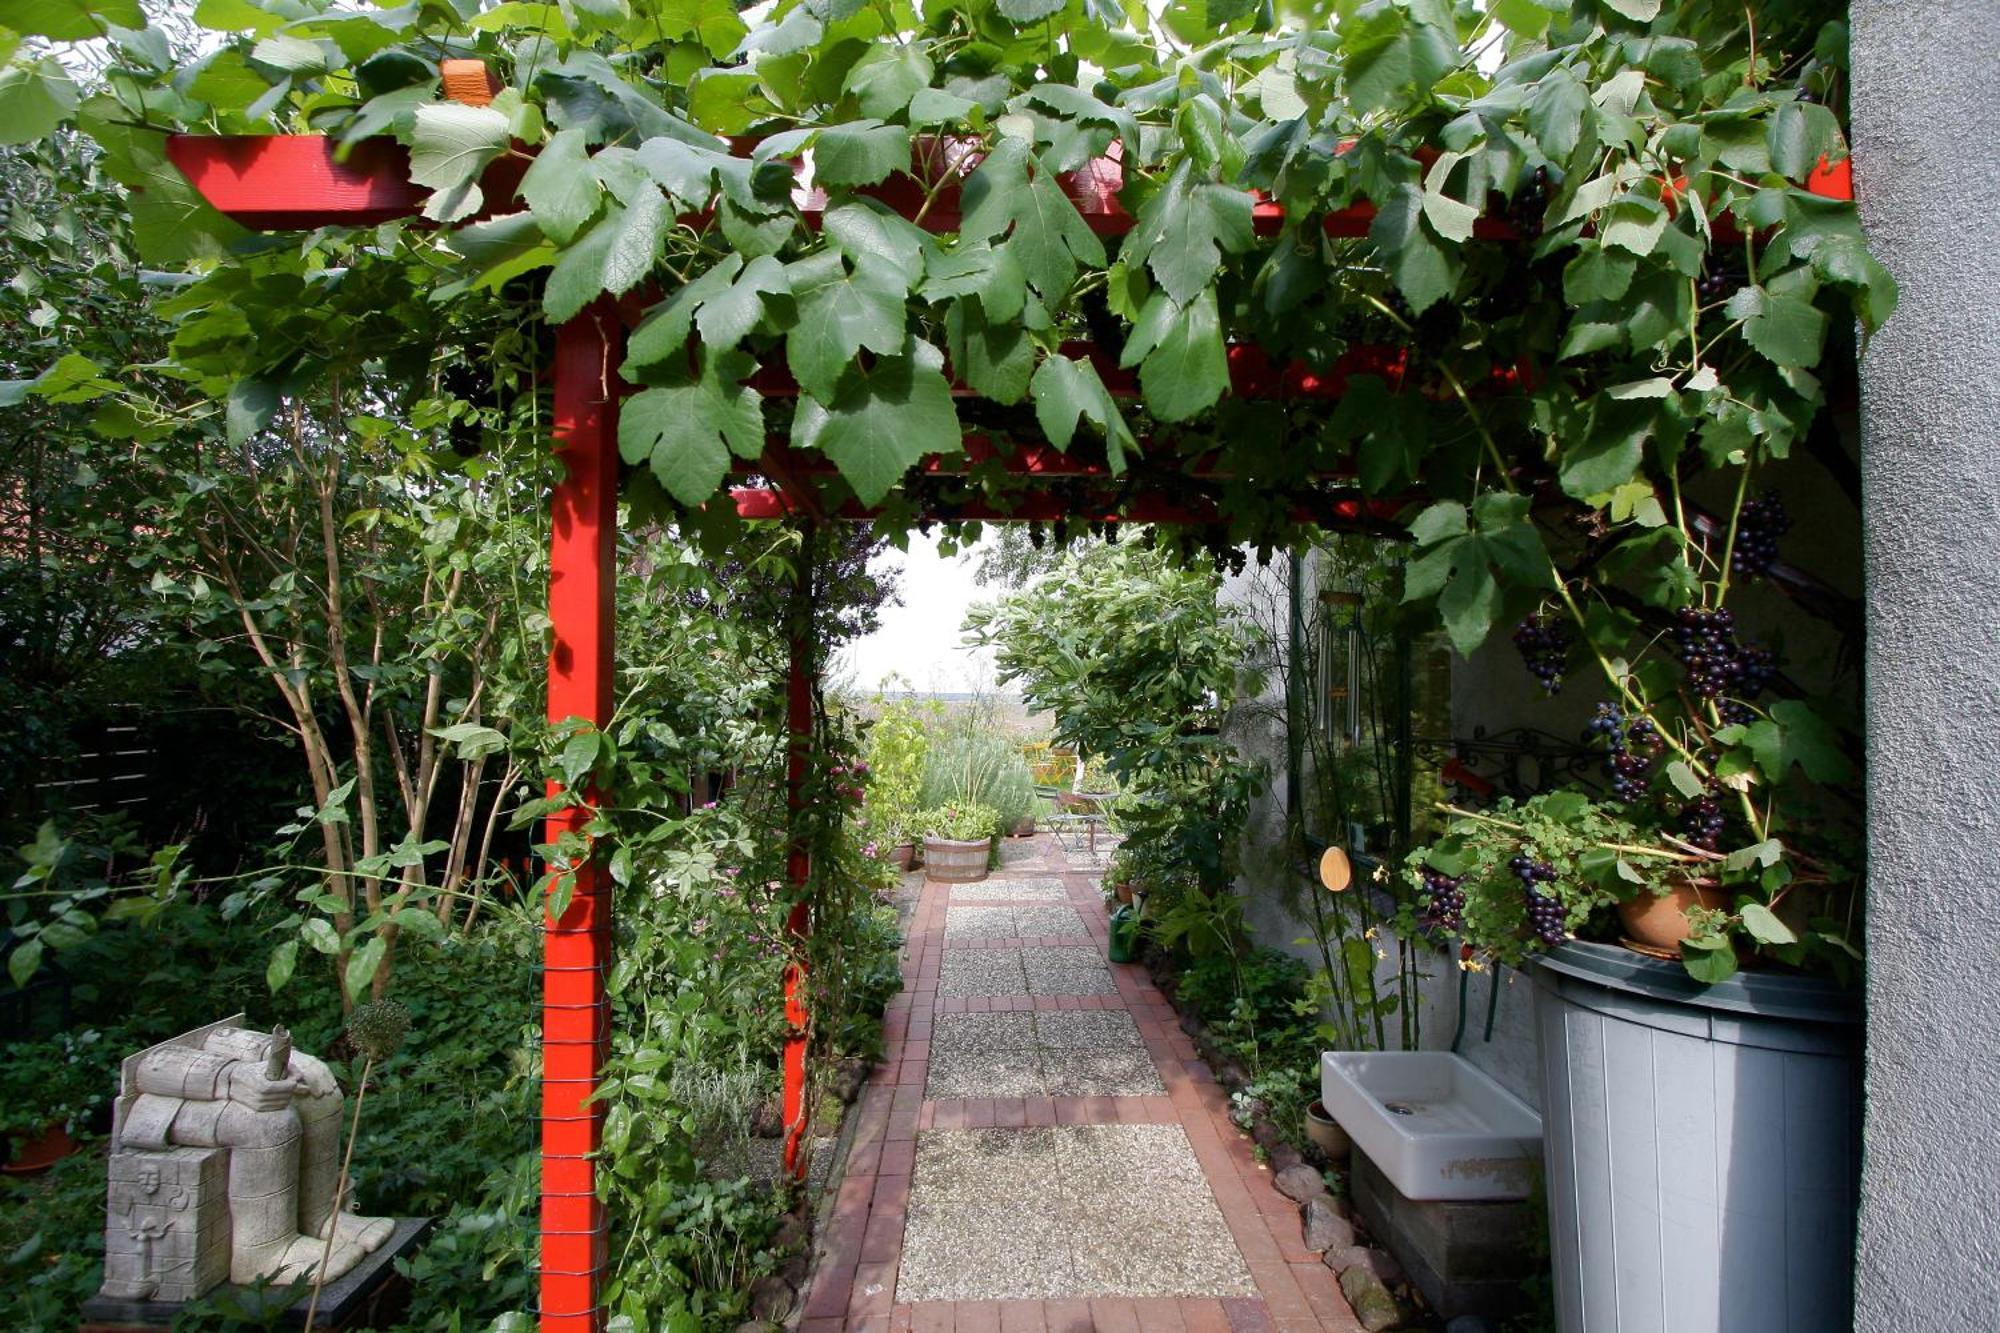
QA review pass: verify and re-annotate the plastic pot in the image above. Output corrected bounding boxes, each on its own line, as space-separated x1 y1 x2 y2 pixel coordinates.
1532 941 1860 1332
1107 905 1141 963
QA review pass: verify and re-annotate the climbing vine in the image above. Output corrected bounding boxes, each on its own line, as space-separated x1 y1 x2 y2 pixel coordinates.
2 0 1889 966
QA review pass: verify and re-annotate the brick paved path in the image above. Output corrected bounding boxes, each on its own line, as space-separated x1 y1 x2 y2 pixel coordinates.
801 835 1363 1332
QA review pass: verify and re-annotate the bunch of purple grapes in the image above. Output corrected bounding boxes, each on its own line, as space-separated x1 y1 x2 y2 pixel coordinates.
1420 867 1466 931
1677 795 1727 851
1512 614 1573 694
1731 490 1790 579
1510 855 1566 945
1588 703 1662 802
1673 606 1745 699
1506 165 1552 239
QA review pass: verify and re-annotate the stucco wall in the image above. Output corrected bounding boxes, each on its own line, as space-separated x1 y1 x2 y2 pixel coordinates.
1849 5 2000 1326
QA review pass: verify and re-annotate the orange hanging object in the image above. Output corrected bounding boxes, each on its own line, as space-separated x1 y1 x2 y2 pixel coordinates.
1319 847 1354 893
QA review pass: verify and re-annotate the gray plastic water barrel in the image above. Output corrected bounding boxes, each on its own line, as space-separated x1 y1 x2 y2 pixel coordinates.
1531 942 1861 1333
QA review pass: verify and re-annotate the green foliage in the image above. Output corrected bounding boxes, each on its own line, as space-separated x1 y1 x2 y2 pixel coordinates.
861 698 928 847
915 802 999 844
970 545 1264 897
917 729 1035 840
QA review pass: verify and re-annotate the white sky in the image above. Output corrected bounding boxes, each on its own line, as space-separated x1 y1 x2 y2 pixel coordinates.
836 532 1002 696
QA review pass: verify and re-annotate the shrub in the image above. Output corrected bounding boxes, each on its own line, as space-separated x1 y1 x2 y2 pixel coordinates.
916 803 999 843
918 731 1034 839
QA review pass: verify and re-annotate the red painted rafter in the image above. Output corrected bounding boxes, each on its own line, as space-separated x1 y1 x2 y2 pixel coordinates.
723 486 1406 530
165 132 1857 242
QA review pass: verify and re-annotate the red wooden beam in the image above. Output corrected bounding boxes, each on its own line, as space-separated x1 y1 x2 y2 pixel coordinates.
164 131 1859 241
725 486 1406 530
781 577 813 1180
540 306 621 1333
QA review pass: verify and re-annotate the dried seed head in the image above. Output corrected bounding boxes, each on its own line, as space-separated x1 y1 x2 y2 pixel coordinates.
346 999 410 1064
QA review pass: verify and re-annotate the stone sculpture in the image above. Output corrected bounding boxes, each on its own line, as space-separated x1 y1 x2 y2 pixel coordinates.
98 1015 394 1304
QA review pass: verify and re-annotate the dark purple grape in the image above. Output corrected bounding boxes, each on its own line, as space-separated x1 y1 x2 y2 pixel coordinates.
1677 795 1726 852
1420 867 1466 931
1512 614 1573 694
1732 490 1790 579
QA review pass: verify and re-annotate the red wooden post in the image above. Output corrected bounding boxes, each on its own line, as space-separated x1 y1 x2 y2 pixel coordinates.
781 546 814 1179
540 307 621 1333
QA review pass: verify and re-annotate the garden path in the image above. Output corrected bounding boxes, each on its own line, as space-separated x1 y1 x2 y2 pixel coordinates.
802 834 1365 1332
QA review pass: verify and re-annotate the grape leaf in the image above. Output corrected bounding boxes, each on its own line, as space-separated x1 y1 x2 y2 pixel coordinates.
1740 902 1798 946
960 136 1106 301
522 128 602 243
544 186 670 323
793 337 961 504
409 101 511 223
785 250 910 401
814 119 910 188
1369 182 1459 315
1726 284 1829 369
623 254 743 373
1341 0 1456 113
1121 161 1255 306
0 0 145 40
0 57 77 145
1137 288 1228 422
945 300 1034 403
823 201 931 286
695 255 791 350
923 242 1026 323
844 43 931 119
1031 354 1135 471
619 348 764 505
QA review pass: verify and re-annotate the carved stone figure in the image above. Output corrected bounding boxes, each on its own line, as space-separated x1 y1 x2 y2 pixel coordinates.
98 1016 394 1303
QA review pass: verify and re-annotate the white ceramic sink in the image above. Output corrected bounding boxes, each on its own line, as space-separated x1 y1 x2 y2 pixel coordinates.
1320 1051 1542 1201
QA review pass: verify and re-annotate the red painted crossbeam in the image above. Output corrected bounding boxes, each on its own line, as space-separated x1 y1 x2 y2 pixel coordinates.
724 486 1404 529
164 132 1859 243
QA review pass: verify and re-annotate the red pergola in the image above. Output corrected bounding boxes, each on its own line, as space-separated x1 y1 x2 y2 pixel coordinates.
163 62 1853 1332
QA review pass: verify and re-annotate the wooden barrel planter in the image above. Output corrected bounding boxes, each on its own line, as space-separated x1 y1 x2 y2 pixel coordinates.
923 835 992 883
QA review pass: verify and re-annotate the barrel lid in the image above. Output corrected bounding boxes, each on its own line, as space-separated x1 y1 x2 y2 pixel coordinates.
1532 941 1860 1025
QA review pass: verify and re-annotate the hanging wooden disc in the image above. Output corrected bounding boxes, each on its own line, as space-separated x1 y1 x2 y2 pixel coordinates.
1318 847 1353 893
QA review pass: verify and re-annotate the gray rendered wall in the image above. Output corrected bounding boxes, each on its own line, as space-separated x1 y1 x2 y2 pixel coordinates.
1849 5 2000 1328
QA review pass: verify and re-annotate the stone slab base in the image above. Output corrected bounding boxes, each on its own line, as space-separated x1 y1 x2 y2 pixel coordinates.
1350 1150 1538 1320
81 1217 432 1331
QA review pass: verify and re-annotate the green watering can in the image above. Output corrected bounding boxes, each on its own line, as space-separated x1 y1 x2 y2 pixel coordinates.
1107 903 1141 963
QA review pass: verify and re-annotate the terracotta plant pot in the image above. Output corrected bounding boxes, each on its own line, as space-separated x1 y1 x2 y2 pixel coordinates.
1010 815 1036 837
2 1123 79 1176
889 843 914 871
923 835 992 883
1617 879 1731 958
1114 881 1136 906
1304 1101 1352 1159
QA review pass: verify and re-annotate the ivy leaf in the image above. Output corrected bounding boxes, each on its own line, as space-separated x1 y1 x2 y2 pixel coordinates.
960 136 1106 302
1726 284 1829 368
785 251 909 401
1031 354 1136 471
1138 288 1228 422
409 102 511 223
544 186 669 323
619 348 764 505
844 43 932 120
793 337 961 505
1121 161 1255 306
0 57 78 145
521 127 601 243
815 119 910 188
0 0 145 40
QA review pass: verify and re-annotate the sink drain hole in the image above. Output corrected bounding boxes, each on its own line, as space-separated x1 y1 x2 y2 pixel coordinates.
1384 1102 1416 1116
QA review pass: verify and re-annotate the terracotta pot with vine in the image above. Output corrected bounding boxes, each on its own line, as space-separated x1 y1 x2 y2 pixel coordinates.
1617 878 1730 958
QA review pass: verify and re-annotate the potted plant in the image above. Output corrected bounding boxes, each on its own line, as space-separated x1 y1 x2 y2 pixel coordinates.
919 803 998 884
883 814 916 872
1 1028 108 1175
1104 845 1138 905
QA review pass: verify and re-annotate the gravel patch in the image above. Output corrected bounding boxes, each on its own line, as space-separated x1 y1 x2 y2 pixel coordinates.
1065 1196 1257 1297
943 905 1022 940
1012 904 1090 936
1039 1049 1165 1097
949 878 1069 902
937 949 1029 997
929 1011 1040 1054
1021 947 1118 996
924 1049 1043 1100
1052 1124 1211 1202
1033 1010 1146 1051
897 1199 1078 1301
910 1127 1060 1203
